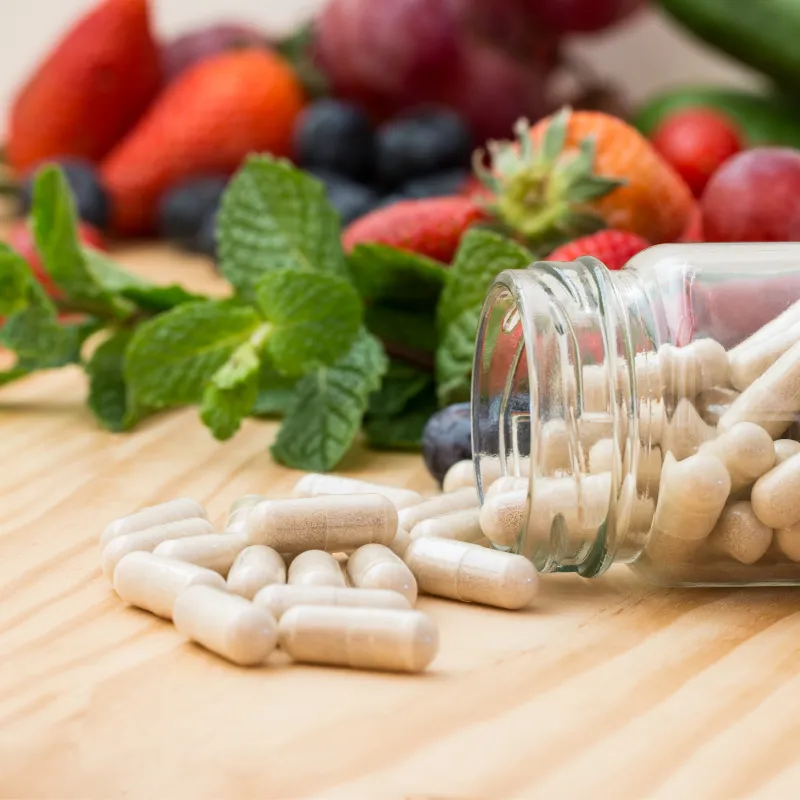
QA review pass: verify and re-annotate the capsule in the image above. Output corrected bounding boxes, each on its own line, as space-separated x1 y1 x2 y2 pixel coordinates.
173 585 278 666
652 452 730 541
255 584 411 619
775 522 800 562
227 545 286 599
708 501 773 565
718 339 800 438
100 498 207 549
293 473 422 509
623 441 662 496
617 476 655 534
245 494 398 553
588 438 615 475
643 529 703 567
751 453 800 529
287 550 346 588
410 507 490 546
346 544 417 605
444 458 514 492
387 527 412 557
659 338 729 397
478 488 527 548
638 399 666 444
153 533 248 576
278 606 438 673
729 298 800 357
225 494 265 534
662 398 717 461
397 487 479 531
774 439 800 465
729 319 800 391
699 421 775 495
484 476 529 499
113 552 226 619
101 517 215 581
696 387 740 427
404 537 539 610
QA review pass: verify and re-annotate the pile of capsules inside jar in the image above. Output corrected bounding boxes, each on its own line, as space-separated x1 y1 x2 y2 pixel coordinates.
100 470 538 673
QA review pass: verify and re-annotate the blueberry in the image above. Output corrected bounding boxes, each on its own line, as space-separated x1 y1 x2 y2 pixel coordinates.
376 109 473 188
401 169 469 198
20 157 111 230
158 176 227 246
294 99 376 182
192 210 218 262
307 168 380 225
421 402 472 485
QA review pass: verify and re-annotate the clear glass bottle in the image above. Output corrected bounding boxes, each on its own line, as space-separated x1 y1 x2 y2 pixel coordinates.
472 243 800 587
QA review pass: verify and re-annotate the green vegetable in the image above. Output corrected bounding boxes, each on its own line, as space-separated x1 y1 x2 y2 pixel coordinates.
86 331 142 432
436 306 481 405
658 0 800 90
366 389 438 451
634 86 800 147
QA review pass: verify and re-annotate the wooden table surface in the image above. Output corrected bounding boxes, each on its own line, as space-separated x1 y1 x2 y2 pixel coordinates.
2 246 800 800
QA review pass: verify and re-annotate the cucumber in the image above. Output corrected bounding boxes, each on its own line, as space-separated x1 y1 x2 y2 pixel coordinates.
658 0 800 87
634 86 800 148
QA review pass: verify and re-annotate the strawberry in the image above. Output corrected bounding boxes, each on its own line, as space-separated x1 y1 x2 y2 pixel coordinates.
7 0 161 173
476 108 694 246
546 230 649 270
342 197 487 262
101 49 306 235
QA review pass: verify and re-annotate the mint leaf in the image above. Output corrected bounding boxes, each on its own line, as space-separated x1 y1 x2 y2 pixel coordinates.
368 360 433 417
31 166 129 318
437 229 532 333
256 269 362 376
271 329 388 471
364 305 437 358
218 156 349 301
0 243 31 316
126 301 261 409
0 367 30 387
366 385 437 451
1 305 81 370
251 356 299 417
86 331 146 432
348 244 446 311
436 306 480 405
200 341 260 440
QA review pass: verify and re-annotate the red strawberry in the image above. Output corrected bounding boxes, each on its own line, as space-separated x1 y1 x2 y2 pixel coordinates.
342 197 487 263
546 230 650 270
7 0 161 173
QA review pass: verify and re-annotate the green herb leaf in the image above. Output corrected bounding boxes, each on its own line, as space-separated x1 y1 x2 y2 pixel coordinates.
366 385 438 451
1 305 81 370
218 155 349 301
0 243 31 316
251 356 299 417
271 329 388 471
125 301 261 409
368 360 433 417
437 229 532 334
86 331 146 432
364 304 437 359
200 341 261 440
256 269 362 376
436 306 481 405
348 244 446 311
0 367 30 387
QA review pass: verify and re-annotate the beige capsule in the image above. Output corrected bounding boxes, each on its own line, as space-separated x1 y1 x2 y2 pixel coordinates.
729 297 800 357
225 494 265 535
588 438 616 475
100 498 207 549
638 398 666 445
623 441 662 496
652 452 730 541
292 473 422 509
484 476 529 500
101 517 215 581
255 584 411 619
443 458 511 494
661 398 716 461
774 439 800 465
643 529 703 567
478 488 527 548
226 545 286 599
751 453 800 529
113 551 227 619
173 585 278 666
287 550 346 588
718 339 800 438
397 487 479 531
659 339 729 398
729 319 800 391
279 605 438 673
625 352 663 400
153 533 248 576
387 527 412 558
404 537 539 610
346 544 417 605
699 421 775 496
696 386 741 426
775 522 800 562
410 507 490 546
617 476 655 535
246 494 398 553
708 501 773 565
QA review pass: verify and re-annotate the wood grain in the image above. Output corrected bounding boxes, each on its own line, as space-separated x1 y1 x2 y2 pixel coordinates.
2 246 800 799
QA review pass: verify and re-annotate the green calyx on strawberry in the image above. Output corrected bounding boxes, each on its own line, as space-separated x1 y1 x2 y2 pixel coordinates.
473 108 624 245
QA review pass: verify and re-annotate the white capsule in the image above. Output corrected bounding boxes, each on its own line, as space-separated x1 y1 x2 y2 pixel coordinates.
255 584 411 619
101 517 215 581
774 439 800 465
292 473 422 509
227 545 286 599
708 501 773 565
100 498 207 549
775 522 800 562
279 606 438 673
662 398 717 461
699 421 775 495
659 339 729 397
113 551 226 619
751 453 800 529
287 550 346 588
696 386 741 427
623 441 662 496
484 476 529 499
410 507 490 546
478 489 527 548
397 487 479 531
346 543 417 605
729 318 800 391
404 537 539 610
225 494 265 534
173 585 277 666
442 460 476 493
387 527 412 558
153 533 248 576
588 438 615 475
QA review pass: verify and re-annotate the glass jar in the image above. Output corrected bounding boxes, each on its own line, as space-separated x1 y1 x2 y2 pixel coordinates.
472 243 800 587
